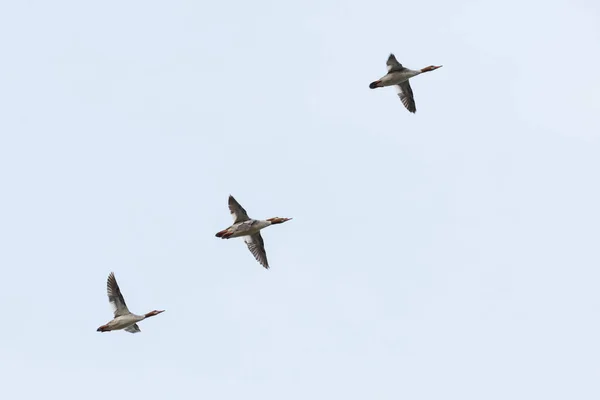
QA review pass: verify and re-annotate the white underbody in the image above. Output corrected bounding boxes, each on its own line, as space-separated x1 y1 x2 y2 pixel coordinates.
105 314 145 330
378 70 420 87
225 219 271 238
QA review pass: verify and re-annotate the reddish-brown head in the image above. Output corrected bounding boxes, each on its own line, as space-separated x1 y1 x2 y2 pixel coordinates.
267 217 292 225
421 65 442 73
145 310 165 318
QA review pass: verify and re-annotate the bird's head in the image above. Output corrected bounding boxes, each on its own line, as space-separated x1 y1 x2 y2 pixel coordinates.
145 310 165 318
421 65 442 73
267 217 292 225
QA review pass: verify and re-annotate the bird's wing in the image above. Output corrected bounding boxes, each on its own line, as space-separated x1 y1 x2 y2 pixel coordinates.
228 195 251 223
244 233 269 269
386 54 405 73
125 324 141 334
107 272 131 317
396 81 416 113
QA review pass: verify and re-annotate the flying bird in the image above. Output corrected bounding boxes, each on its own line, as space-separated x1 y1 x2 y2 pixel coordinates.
369 54 442 113
216 195 292 269
97 272 164 333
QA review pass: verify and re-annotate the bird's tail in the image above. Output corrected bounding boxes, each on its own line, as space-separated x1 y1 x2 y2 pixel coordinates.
215 229 233 238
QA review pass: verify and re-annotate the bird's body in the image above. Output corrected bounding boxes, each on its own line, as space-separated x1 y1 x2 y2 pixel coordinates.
97 272 164 333
100 314 145 332
216 195 292 269
373 68 421 87
369 54 442 113
218 219 272 239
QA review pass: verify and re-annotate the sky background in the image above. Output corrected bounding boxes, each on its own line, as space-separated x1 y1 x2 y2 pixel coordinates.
0 0 599 399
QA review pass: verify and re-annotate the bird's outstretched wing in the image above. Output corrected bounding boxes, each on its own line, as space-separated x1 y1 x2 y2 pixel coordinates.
396 81 416 113
244 233 269 269
228 195 251 223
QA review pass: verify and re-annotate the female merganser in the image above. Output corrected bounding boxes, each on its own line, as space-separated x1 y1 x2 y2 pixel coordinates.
216 195 292 269
369 54 442 113
97 272 164 333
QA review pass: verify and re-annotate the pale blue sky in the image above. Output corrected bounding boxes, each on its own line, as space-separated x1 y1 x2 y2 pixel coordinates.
0 1 599 399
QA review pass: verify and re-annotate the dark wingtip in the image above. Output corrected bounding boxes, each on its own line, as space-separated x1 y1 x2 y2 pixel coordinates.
369 81 379 89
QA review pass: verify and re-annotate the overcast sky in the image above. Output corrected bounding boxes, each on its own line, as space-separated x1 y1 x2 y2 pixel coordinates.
0 1 599 399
